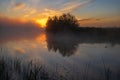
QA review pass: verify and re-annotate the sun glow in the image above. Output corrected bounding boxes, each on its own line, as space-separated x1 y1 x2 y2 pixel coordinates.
36 33 47 48
36 18 48 28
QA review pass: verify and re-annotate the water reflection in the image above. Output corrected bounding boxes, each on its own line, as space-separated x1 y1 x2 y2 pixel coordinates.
1 30 120 57
0 31 120 80
46 32 120 57
46 33 79 57
0 30 42 44
36 33 47 48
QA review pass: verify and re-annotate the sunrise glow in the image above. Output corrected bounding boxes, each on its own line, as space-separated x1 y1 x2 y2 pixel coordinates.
0 0 120 27
36 18 48 28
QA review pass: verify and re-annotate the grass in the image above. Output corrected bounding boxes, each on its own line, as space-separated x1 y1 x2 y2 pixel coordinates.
0 57 49 80
0 56 120 80
0 57 72 80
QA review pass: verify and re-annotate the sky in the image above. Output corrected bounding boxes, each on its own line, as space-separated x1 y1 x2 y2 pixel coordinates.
0 0 120 27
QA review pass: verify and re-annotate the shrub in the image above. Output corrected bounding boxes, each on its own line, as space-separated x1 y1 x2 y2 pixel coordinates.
46 13 79 32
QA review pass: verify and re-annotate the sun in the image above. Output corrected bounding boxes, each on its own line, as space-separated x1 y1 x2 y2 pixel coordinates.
36 18 48 28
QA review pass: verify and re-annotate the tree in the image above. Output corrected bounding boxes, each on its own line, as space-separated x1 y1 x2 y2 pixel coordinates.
46 13 79 33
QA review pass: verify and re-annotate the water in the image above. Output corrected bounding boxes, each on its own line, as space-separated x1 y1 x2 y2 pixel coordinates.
0 31 120 80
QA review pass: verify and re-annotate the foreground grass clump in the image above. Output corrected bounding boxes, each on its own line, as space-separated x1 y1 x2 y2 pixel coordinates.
0 57 50 80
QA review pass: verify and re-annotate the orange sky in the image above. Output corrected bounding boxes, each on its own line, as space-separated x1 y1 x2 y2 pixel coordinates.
0 0 120 28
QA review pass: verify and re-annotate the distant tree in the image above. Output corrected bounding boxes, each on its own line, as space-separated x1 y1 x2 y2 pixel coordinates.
46 13 79 32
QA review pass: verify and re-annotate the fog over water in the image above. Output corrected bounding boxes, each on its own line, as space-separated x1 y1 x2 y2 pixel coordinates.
0 27 120 80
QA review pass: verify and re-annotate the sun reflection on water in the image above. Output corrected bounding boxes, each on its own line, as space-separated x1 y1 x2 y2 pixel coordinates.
36 33 47 48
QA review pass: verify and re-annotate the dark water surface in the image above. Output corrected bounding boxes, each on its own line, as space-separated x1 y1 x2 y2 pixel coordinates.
0 31 120 80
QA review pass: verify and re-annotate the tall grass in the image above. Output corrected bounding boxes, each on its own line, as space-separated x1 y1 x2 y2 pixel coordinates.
0 57 72 80
0 57 50 80
0 57 120 80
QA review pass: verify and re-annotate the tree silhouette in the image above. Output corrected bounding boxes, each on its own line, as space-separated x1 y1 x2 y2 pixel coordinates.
46 13 79 33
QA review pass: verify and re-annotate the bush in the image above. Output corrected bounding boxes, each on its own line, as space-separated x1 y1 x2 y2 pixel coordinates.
46 13 79 32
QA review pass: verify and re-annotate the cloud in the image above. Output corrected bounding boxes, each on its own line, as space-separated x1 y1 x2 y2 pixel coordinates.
10 0 15 6
23 8 37 18
5 0 96 21
77 18 104 27
8 0 27 11
44 8 61 16
78 18 101 22
60 0 95 12
6 0 38 18
36 0 95 18
7 1 28 12
60 0 94 12
13 2 26 10
29 9 37 14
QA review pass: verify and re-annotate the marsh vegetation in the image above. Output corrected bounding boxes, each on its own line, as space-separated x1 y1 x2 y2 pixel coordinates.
0 56 120 80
